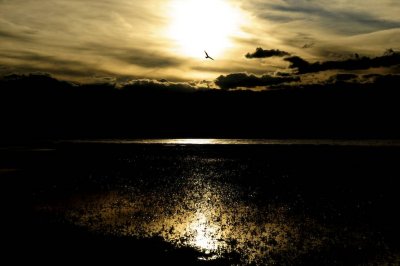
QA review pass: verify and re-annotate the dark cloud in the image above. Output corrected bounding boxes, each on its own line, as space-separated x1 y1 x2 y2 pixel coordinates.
275 72 292 77
245 48 291 59
121 79 199 93
256 13 294 23
285 51 400 74
2 66 107 80
302 43 315 49
283 56 310 72
191 65 268 76
215 73 299 90
368 73 400 85
0 29 32 41
327 73 359 83
362 74 383 80
0 50 111 79
0 51 85 67
0 73 209 105
79 43 183 68
113 51 182 68
270 73 400 90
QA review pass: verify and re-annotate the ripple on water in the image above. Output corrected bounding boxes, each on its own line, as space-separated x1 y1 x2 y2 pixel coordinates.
36 173 381 265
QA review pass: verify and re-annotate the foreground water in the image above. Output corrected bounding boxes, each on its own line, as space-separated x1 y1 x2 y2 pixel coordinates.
21 140 400 264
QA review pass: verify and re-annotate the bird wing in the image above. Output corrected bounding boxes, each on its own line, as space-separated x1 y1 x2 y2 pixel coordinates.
204 51 209 57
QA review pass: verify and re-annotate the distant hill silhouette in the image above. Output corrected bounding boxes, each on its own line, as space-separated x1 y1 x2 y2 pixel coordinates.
1 73 400 144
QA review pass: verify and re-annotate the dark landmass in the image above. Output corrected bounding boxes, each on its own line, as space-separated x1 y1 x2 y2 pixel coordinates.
1 73 400 144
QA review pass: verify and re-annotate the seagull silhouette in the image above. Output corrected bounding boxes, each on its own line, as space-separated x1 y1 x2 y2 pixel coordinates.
204 51 214 60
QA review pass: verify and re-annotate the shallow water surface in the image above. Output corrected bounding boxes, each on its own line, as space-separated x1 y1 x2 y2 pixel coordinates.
30 142 400 265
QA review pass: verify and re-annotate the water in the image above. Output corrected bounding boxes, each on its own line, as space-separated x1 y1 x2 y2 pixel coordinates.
65 138 400 146
27 140 400 265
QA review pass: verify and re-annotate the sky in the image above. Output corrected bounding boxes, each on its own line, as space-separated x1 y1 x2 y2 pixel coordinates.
1 0 399 86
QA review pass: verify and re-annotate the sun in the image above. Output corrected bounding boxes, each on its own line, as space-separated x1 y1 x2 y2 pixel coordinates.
168 0 243 58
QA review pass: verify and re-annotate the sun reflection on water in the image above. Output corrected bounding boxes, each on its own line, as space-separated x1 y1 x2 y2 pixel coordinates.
188 212 220 252
32 140 398 265
35 160 364 265
164 139 219 145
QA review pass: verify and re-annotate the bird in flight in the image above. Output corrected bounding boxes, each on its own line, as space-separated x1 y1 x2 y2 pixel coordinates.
204 51 214 60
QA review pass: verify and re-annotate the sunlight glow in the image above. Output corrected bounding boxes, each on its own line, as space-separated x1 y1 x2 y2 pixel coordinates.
189 212 219 251
168 0 243 58
163 139 218 145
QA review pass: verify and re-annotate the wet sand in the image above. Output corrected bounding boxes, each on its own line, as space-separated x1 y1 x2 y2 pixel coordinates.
16 142 400 264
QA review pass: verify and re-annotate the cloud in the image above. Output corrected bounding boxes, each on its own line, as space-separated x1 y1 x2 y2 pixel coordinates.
215 72 299 90
0 45 183 82
0 29 32 41
302 43 315 49
84 44 183 68
0 50 119 82
326 73 359 83
1 0 399 82
190 64 270 76
368 73 400 86
274 4 400 34
241 0 400 65
120 79 202 93
0 0 188 81
245 48 291 58
0 73 215 96
285 51 400 74
250 0 400 35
